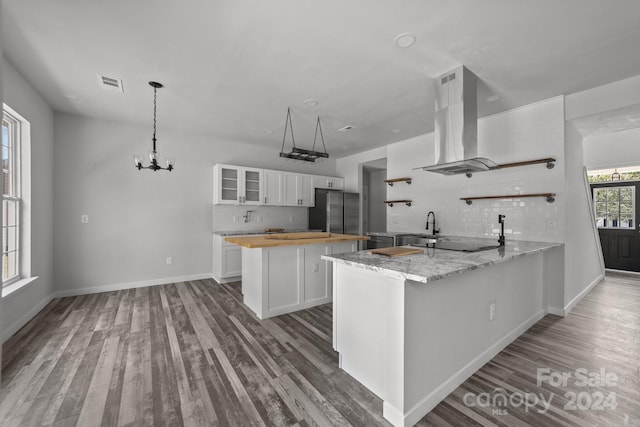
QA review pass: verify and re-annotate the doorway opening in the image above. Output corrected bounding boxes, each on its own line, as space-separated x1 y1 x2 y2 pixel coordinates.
361 159 387 235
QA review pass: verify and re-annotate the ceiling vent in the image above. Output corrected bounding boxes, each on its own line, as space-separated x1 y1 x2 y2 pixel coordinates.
97 74 124 93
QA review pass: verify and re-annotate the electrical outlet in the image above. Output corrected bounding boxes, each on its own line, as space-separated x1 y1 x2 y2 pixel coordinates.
166 257 172 265
233 216 238 223
489 303 496 321
289 215 295 223
313 262 319 272
81 214 89 224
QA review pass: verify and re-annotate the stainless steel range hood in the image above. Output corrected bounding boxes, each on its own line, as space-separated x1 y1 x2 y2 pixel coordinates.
416 66 497 175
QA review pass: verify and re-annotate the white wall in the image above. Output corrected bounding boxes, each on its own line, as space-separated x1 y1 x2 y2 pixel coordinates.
2 59 55 342
53 112 336 296
582 127 640 170
564 123 604 309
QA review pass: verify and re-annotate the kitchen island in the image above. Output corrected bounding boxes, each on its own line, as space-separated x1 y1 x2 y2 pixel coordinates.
226 232 368 319
322 238 563 427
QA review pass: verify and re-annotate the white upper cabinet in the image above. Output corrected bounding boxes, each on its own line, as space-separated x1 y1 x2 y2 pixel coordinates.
314 176 344 190
213 164 263 205
283 173 315 207
263 169 284 206
213 164 340 206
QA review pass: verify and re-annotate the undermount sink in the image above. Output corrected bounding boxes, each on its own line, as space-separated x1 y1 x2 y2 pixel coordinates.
396 234 501 253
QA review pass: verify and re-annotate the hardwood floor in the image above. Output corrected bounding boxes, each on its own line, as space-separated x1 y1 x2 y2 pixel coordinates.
1 273 639 426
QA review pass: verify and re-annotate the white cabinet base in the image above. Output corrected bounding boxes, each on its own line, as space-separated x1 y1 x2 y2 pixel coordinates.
241 241 356 319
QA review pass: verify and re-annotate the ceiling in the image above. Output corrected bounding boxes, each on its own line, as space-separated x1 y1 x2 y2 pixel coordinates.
3 0 640 157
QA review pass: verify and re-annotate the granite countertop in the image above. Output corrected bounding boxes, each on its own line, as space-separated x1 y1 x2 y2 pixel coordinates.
321 237 562 284
226 232 369 248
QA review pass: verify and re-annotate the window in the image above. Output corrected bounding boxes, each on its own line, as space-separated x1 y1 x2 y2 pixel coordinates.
594 186 635 229
2 109 21 285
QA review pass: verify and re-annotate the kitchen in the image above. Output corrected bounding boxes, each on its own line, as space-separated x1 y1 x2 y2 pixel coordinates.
2 1 640 426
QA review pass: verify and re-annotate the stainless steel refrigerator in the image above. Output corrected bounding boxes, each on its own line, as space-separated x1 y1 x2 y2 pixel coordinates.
308 189 359 234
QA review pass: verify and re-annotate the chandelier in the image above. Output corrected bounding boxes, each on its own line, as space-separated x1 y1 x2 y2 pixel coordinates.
134 81 174 171
279 107 329 162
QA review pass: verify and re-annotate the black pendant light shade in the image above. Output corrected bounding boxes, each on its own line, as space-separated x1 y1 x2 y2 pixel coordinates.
134 81 174 172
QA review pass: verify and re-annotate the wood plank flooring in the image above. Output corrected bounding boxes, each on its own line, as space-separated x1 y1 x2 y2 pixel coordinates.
1 272 639 426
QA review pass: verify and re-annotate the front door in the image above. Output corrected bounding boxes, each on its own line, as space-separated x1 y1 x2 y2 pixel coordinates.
591 181 640 271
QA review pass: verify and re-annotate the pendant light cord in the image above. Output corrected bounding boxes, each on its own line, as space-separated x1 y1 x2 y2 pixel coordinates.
152 86 158 152
312 116 327 154
281 107 296 153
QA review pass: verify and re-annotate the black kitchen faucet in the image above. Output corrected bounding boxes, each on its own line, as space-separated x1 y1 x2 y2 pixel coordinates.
426 211 439 235
498 214 506 246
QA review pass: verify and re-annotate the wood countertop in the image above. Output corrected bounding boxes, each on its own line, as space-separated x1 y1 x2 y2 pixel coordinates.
225 232 369 248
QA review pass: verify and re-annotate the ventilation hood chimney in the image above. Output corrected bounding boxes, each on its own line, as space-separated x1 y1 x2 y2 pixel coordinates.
416 66 497 175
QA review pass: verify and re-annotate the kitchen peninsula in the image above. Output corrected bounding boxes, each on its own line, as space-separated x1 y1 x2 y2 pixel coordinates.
226 232 368 319
322 238 563 427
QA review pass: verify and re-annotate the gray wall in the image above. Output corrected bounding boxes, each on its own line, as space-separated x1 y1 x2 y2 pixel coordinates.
2 59 55 342
53 112 337 296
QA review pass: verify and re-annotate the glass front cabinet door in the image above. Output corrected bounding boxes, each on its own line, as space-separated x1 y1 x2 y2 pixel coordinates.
213 165 263 205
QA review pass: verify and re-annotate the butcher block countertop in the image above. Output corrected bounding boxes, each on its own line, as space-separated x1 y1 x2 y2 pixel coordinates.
225 232 369 248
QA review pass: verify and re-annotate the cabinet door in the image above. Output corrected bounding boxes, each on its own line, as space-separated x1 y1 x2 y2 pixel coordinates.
329 177 344 190
214 165 241 204
242 167 263 205
283 173 300 206
222 246 242 277
300 175 315 207
264 170 283 205
314 175 344 190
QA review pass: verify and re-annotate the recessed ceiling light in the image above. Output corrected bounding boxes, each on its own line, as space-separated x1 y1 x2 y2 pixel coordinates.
486 95 500 102
64 95 80 101
391 128 401 134
264 129 275 134
304 99 319 107
394 33 416 48
338 125 355 132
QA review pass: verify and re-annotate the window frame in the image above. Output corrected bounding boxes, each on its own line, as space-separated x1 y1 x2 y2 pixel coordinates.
2 107 23 287
593 184 635 230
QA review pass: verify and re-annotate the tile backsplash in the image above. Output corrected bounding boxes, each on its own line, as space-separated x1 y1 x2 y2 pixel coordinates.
212 205 309 232
385 96 566 243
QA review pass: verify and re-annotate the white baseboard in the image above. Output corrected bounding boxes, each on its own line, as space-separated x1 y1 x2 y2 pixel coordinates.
546 306 566 317
563 273 604 315
396 308 546 427
212 275 241 284
2 295 54 344
54 273 213 298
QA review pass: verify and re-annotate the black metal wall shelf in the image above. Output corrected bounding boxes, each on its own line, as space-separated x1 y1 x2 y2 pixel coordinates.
384 177 412 186
384 200 412 207
460 193 556 205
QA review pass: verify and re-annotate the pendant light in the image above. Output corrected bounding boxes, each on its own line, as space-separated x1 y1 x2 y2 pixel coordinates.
134 81 174 172
279 107 329 162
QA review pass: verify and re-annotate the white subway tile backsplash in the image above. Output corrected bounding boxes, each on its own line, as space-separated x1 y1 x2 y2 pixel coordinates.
386 97 566 243
212 205 309 232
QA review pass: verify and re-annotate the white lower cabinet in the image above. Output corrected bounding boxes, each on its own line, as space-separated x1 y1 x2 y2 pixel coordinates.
212 234 243 283
241 241 357 319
